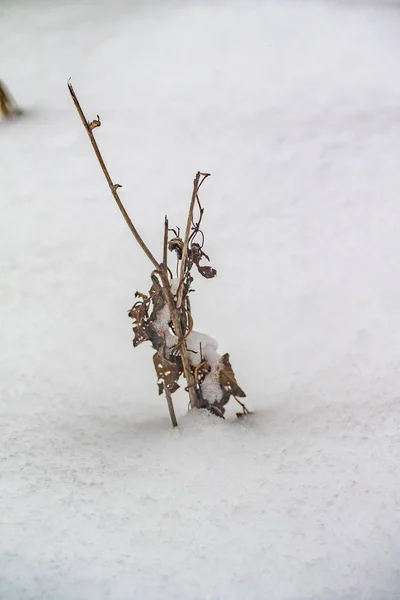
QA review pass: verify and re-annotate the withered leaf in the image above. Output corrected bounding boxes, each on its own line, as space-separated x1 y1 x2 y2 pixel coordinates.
132 324 151 347
198 265 217 279
190 243 217 279
219 353 246 398
135 291 149 301
168 237 184 260
128 304 145 322
194 360 211 385
128 297 151 347
153 352 182 395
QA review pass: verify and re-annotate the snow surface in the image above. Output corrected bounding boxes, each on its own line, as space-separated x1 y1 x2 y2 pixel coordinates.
2 0 400 598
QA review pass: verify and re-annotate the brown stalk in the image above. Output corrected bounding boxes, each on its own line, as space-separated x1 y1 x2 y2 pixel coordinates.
68 82 159 270
176 172 210 309
163 215 169 268
158 268 198 410
164 385 178 427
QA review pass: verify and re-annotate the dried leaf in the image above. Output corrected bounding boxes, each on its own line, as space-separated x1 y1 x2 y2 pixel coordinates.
132 324 151 347
190 243 217 279
219 353 246 398
153 353 182 395
194 360 211 385
168 237 184 260
198 265 217 279
135 291 149 301
128 297 151 347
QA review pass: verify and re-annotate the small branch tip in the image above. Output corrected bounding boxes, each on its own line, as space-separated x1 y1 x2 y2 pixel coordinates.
88 115 101 130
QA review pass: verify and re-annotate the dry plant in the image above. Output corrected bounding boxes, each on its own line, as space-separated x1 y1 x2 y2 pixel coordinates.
0 81 22 119
68 82 248 427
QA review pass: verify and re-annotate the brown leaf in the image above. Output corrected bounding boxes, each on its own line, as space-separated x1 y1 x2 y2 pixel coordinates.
132 324 151 347
190 243 217 279
219 353 246 398
153 353 182 395
194 360 211 385
168 237 184 260
198 265 217 279
128 297 151 347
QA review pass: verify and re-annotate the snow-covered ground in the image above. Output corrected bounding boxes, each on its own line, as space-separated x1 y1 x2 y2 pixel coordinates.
2 0 400 598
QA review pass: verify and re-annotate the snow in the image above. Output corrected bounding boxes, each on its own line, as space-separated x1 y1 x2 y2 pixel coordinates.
186 331 223 404
186 331 219 366
1 0 400 598
169 277 180 296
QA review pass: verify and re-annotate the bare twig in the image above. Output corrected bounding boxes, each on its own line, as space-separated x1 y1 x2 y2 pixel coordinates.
179 171 201 302
68 81 160 270
234 396 251 415
177 172 210 309
163 216 169 269
188 196 205 247
164 387 178 427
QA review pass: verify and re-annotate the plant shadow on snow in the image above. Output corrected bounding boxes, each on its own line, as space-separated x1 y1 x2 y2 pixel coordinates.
55 401 263 457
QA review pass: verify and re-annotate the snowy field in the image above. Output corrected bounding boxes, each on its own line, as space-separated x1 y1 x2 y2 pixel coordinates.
2 0 400 598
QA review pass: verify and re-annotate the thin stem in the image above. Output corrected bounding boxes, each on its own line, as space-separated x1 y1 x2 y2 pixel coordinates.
159 268 198 409
163 215 169 269
165 387 178 427
177 172 210 308
68 82 160 270
176 172 200 308
234 396 250 415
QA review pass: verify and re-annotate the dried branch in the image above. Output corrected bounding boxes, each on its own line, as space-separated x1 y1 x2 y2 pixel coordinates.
68 81 160 270
189 196 205 246
177 172 210 309
234 396 251 418
165 388 178 427
163 216 169 269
